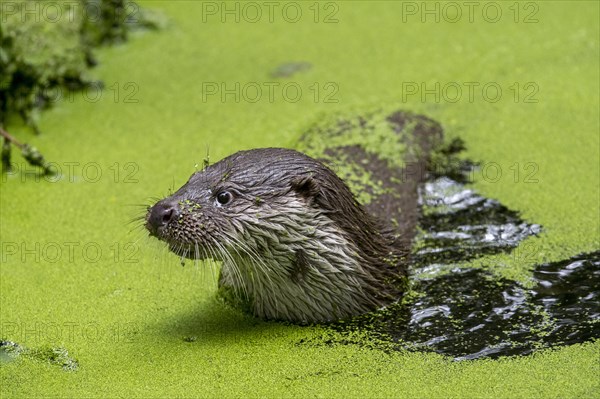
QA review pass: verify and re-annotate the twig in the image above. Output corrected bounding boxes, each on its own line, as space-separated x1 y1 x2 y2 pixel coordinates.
0 125 24 149
0 125 54 175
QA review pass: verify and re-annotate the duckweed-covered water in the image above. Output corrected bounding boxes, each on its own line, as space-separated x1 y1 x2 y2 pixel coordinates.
1 1 598 398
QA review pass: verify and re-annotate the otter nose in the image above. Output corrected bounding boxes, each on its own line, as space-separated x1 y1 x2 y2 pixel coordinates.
146 201 179 235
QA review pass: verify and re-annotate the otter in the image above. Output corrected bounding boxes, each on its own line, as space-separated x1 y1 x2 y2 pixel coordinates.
146 148 407 323
144 110 600 359
145 110 445 323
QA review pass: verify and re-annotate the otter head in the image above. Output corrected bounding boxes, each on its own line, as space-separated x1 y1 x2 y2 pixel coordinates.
146 148 403 323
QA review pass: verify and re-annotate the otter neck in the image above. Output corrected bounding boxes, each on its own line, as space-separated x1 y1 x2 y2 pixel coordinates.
217 209 387 323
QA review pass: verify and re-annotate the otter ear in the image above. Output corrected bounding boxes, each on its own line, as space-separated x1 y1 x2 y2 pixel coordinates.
290 175 319 200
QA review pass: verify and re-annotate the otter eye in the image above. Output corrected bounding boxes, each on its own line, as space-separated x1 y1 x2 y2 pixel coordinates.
216 191 232 205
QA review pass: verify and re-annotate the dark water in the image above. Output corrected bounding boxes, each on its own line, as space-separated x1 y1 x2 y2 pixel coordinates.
320 176 600 360
394 252 600 360
417 177 542 263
